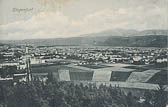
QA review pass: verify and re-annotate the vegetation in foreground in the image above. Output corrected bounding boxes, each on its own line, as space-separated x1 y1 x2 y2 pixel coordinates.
0 79 167 107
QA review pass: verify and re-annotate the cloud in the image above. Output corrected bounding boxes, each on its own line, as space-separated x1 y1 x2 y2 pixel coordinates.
0 6 167 40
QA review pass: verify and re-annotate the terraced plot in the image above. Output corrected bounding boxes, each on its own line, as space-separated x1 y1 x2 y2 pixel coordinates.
124 66 148 72
63 65 93 72
58 70 70 81
110 72 131 81
143 69 160 73
69 71 93 81
111 67 135 72
147 70 167 85
94 67 135 73
92 70 112 81
126 72 157 83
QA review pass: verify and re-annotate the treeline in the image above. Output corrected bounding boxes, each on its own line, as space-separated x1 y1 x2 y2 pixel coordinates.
0 66 18 78
0 80 167 107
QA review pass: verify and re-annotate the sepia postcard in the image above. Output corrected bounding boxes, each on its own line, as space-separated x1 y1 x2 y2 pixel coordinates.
0 0 167 107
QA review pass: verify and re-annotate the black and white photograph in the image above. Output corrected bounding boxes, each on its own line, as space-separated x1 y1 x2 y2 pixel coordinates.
0 0 168 107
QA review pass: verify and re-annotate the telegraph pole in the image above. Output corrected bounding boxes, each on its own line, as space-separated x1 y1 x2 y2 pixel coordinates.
25 46 32 82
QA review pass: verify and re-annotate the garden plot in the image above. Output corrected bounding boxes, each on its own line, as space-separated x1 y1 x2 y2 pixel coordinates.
58 69 70 81
110 72 131 81
92 70 112 81
94 67 135 73
110 67 135 72
69 71 93 81
126 72 157 83
143 69 160 73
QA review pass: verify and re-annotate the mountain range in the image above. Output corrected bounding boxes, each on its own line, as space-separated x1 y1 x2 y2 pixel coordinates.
0 29 167 47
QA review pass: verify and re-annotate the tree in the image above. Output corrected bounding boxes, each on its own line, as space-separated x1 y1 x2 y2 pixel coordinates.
126 92 135 107
152 85 167 107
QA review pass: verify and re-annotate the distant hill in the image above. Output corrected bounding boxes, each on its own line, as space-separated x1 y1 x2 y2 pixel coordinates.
102 35 167 47
0 29 167 47
80 29 168 37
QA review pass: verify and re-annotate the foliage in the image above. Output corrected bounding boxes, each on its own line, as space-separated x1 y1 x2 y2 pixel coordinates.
0 66 17 78
0 80 167 107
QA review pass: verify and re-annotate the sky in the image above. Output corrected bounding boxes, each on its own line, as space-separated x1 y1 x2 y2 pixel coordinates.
0 0 168 40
